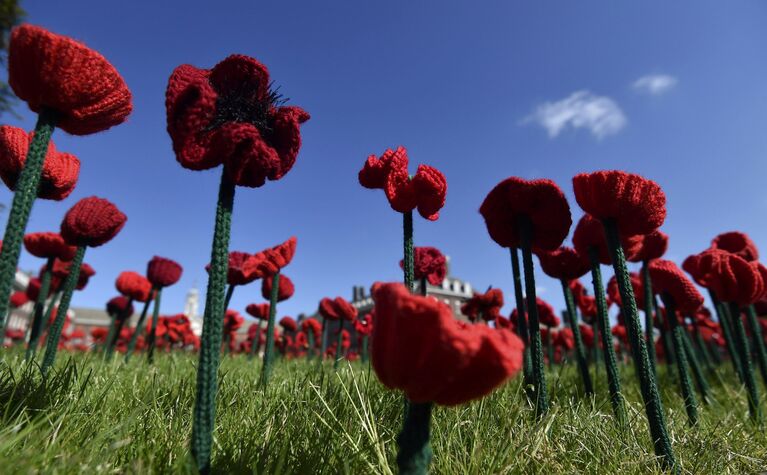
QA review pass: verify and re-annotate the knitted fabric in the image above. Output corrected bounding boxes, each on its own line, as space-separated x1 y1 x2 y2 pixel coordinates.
146 256 182 288
261 273 294 301
399 246 447 286
403 212 414 291
246 303 270 320
249 237 297 277
396 402 433 475
537 246 589 281
260 272 281 386
279 316 297 333
711 231 759 262
124 296 153 362
206 251 258 286
649 259 704 315
573 214 643 265
24 257 54 360
60 196 127 248
116 271 152 302
746 305 767 388
146 289 163 364
727 302 762 422
318 296 357 322
632 230 668 263
23 232 76 260
661 294 699 426
562 281 594 395
9 24 132 135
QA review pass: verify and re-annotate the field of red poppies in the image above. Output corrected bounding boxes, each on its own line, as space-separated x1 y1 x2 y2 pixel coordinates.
0 21 766 475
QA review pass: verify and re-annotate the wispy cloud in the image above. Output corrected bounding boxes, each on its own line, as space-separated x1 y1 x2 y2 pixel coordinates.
522 90 627 140
632 74 678 95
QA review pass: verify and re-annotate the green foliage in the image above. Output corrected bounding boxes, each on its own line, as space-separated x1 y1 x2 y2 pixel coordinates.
0 350 764 473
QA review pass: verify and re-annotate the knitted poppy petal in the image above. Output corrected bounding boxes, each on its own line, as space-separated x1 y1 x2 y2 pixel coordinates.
412 164 447 221
262 273 295 302
246 303 270 320
60 196 126 247
537 246 589 281
384 153 418 214
649 259 703 315
711 231 759 262
208 54 270 101
23 232 76 260
269 106 310 180
572 214 642 265
632 230 669 263
115 271 152 302
146 256 183 288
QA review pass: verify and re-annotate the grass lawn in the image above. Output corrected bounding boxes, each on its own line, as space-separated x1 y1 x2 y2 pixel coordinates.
0 350 764 474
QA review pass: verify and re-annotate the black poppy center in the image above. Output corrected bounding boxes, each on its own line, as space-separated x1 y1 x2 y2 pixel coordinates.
208 81 287 139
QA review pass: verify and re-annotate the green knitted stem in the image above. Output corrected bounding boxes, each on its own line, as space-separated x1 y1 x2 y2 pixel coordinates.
588 246 625 424
102 313 117 354
546 328 553 368
518 216 549 416
661 294 698 426
260 271 281 387
361 334 369 363
146 289 163 364
681 325 710 404
710 291 742 382
653 296 676 374
191 171 235 474
334 319 344 370
34 290 61 353
420 277 427 297
248 321 262 361
105 298 133 359
320 318 327 357
691 322 714 372
746 305 767 388
641 262 658 378
0 109 57 333
403 211 414 293
602 219 676 470
125 296 153 363
307 331 315 360
562 280 594 395
396 401 433 475
509 248 533 386
40 246 85 376
25 258 54 360
727 302 761 422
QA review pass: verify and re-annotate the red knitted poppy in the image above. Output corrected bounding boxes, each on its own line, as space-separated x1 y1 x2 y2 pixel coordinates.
631 230 669 263
537 246 589 281
579 324 595 347
246 303 270 320
684 249 761 305
106 295 133 317
354 313 374 336
25 277 42 301
76 263 95 290
9 24 132 135
572 214 642 264
479 177 571 251
146 256 183 288
612 325 629 345
23 232 76 260
60 196 126 247
10 291 29 308
554 328 575 351
0 126 80 200
460 288 504 322
300 317 322 339
649 260 703 315
279 316 298 332
606 273 645 310
572 170 666 236
318 297 357 322
115 271 152 302
711 231 759 262
359 146 447 220
165 55 309 187
206 251 259 286
371 283 524 406
399 246 447 285
534 297 560 327
53 259 95 290
250 237 298 277
261 273 294 302
223 309 244 334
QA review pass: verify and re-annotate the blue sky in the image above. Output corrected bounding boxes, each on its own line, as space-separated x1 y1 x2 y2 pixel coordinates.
2 1 766 323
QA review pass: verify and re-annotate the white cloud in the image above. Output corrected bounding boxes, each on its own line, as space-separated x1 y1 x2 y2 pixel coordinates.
522 90 627 140
632 74 678 95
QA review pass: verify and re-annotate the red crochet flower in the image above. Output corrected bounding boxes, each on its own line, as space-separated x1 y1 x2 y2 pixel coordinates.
106 295 133 317
23 232 76 260
371 283 524 406
25 277 45 301
246 303 270 321
8 24 132 135
0 126 80 200
359 146 447 220
683 249 761 305
711 231 759 262
649 260 703 315
479 177 571 251
223 309 245 334
460 288 504 322
354 313 374 336
60 196 127 247
572 170 666 236
206 251 259 286
579 324 595 347
250 237 297 277
300 317 322 340
318 297 358 322
115 271 152 302
146 256 183 288
572 214 642 264
165 54 309 187
279 316 297 332
534 297 559 327
606 273 645 310
10 291 29 308
554 328 575 351
53 259 95 290
261 274 294 302
537 246 589 281
631 230 669 263
399 246 447 285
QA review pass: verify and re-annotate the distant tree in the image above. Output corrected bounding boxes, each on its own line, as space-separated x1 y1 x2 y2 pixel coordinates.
0 0 24 118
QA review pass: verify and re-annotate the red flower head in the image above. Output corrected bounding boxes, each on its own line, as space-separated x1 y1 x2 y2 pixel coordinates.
612 324 629 345
25 277 44 301
579 324 595 347
115 271 152 302
400 246 447 285
318 297 358 322
572 170 666 236
206 251 259 286
683 249 763 305
371 283 524 405
354 313 374 336
711 231 759 262
261 274 295 302
250 237 297 277
572 214 642 264
60 196 126 247
246 303 270 321
146 256 183 288
649 260 704 315
755 297 767 317
0 126 80 200
460 288 504 322
8 24 132 135
300 317 322 339
533 297 559 327
631 230 669 263
359 146 447 220
279 316 297 332
24 232 76 261
165 54 309 187
10 291 29 308
537 246 589 281
106 296 133 317
479 177 571 251
554 328 575 351
496 315 511 329
606 273 645 310
91 327 108 344
53 259 95 290
223 310 245 333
